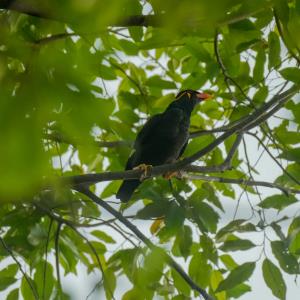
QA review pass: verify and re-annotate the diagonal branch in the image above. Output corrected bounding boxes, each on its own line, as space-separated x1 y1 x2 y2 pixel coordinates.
50 85 298 188
76 186 213 300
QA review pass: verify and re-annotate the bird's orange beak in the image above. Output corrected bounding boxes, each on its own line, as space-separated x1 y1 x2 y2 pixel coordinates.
196 92 212 100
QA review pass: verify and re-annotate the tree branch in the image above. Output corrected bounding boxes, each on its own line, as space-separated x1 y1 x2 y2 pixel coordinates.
0 1 270 29
47 85 298 189
76 186 213 300
180 173 300 195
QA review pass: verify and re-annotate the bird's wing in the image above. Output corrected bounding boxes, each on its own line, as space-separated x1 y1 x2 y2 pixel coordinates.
134 108 187 151
133 113 163 150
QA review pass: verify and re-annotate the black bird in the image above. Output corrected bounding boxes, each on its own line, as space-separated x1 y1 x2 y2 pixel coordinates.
116 89 211 202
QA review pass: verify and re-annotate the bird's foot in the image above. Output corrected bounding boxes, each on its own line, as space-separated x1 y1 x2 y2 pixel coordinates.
163 170 183 180
133 164 153 181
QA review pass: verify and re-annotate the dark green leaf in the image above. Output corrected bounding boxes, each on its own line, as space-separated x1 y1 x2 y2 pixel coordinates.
268 32 281 69
262 259 286 300
0 277 17 292
165 203 185 230
227 283 251 298
279 147 300 162
220 239 255 252
271 241 299 274
258 194 297 210
253 49 266 82
216 262 255 292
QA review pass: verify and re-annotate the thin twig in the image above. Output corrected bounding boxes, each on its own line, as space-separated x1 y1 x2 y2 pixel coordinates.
42 219 53 300
181 173 300 195
0 237 39 300
55 222 62 293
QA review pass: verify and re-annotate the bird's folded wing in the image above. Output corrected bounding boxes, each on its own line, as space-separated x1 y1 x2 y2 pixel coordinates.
134 108 185 151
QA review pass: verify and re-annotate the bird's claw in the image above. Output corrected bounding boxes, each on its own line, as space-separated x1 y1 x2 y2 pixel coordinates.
133 164 153 181
163 170 183 180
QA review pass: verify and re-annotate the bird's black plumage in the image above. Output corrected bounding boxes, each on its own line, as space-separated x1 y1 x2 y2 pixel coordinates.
116 89 210 202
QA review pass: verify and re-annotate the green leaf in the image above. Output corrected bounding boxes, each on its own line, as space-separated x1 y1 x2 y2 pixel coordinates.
146 75 177 89
258 194 297 210
190 200 219 233
174 225 193 258
143 247 165 283
7 289 19 300
103 268 116 300
262 259 286 300
280 68 300 84
227 283 251 298
253 86 268 104
136 201 169 219
27 223 47 246
165 203 185 230
129 27 143 42
268 32 281 69
216 262 255 292
0 264 18 278
220 255 238 270
271 241 299 274
34 261 55 300
289 232 300 255
119 39 139 56
171 269 191 296
253 49 266 82
279 147 300 162
21 276 37 300
220 239 255 252
91 230 116 244
98 64 117 80
0 277 17 292
274 0 290 24
189 253 212 288
216 219 245 242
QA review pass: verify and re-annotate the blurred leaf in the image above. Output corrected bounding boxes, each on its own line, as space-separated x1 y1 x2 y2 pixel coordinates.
280 68 300 84
7 289 19 300
253 49 266 82
0 277 17 292
146 75 177 89
91 230 116 244
34 261 55 299
279 148 300 162
189 253 212 288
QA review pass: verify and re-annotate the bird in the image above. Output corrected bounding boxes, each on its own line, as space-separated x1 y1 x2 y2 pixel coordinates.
116 89 212 202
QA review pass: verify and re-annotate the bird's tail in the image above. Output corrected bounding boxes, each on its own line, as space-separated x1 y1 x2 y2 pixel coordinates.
116 179 141 202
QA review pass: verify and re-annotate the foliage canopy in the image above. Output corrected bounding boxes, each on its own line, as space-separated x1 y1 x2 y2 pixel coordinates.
0 0 300 299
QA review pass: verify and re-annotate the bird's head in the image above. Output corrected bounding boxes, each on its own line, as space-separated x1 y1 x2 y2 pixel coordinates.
172 89 212 112
175 89 212 102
